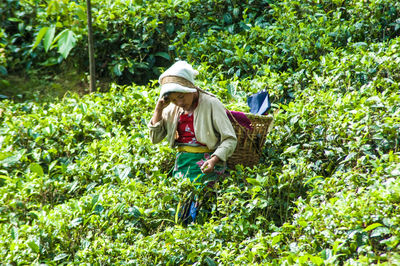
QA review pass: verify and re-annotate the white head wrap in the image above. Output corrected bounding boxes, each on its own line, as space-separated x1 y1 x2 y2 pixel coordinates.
159 61 199 97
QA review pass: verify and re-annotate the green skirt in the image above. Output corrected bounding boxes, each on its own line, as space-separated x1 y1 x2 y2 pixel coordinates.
172 152 226 184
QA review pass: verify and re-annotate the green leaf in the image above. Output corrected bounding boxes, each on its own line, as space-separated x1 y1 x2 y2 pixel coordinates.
175 201 181 224
205 256 217 266
91 194 100 210
223 13 233 24
155 52 170 60
94 204 104 214
44 26 56 52
321 248 333 260
271 233 282 246
0 150 25 166
0 175 11 184
304 176 323 186
69 217 82 228
11 227 18 240
29 163 44 176
371 226 390 237
0 66 7 75
27 239 40 253
54 253 68 261
8 18 22 22
56 29 77 58
128 206 141 218
75 6 87 21
391 168 400 176
114 164 131 182
310 256 324 265
364 223 382 232
27 211 39 220
353 42 368 48
283 145 299 154
86 182 97 192
166 22 175 35
48 160 58 173
113 64 123 76
342 152 357 163
69 181 79 193
32 27 49 50
227 83 236 96
246 178 260 186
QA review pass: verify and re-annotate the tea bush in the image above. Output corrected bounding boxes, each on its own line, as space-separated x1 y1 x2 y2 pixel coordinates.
1 0 400 264
1 0 400 87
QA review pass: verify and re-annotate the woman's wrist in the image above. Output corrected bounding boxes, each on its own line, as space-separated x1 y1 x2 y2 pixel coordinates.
155 105 164 113
210 155 220 164
151 110 162 124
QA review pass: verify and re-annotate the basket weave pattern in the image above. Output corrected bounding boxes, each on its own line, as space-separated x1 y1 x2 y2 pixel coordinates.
227 112 274 168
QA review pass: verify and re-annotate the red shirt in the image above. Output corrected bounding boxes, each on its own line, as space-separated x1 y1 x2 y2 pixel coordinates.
176 112 205 145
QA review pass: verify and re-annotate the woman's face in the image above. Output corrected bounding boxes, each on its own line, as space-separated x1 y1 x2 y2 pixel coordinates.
168 92 197 111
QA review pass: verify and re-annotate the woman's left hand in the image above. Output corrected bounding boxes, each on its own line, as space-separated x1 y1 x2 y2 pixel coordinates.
201 156 220 174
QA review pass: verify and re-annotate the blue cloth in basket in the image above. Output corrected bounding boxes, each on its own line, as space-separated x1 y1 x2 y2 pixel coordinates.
247 90 271 115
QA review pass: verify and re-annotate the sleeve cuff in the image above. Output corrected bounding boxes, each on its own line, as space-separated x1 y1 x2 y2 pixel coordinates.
148 119 163 129
212 149 227 162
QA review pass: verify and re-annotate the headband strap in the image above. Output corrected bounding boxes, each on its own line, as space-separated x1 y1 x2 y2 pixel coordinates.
160 75 196 88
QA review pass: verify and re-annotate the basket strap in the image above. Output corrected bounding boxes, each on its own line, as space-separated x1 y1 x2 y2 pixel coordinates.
226 110 252 133
197 87 217 98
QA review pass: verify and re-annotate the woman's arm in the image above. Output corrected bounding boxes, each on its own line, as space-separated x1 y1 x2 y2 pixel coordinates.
201 97 237 173
151 97 170 125
148 97 171 144
210 100 237 162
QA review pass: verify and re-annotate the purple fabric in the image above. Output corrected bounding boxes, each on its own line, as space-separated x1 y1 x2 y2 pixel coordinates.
226 110 252 130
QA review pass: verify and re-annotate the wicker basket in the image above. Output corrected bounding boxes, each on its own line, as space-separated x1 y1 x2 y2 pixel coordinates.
227 112 274 169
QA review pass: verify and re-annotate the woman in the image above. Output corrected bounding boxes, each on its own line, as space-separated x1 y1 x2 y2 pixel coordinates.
148 60 237 222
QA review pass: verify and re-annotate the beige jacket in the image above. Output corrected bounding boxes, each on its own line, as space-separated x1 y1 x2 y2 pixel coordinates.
148 91 237 162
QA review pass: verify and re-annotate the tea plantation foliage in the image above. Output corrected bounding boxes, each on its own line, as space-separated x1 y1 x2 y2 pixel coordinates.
1 0 400 265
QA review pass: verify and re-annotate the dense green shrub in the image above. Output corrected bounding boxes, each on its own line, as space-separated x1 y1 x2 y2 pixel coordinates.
1 0 400 264
2 0 399 87
1 37 399 261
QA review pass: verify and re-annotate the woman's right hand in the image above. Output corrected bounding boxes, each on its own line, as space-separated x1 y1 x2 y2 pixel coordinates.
155 96 170 112
151 96 170 125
